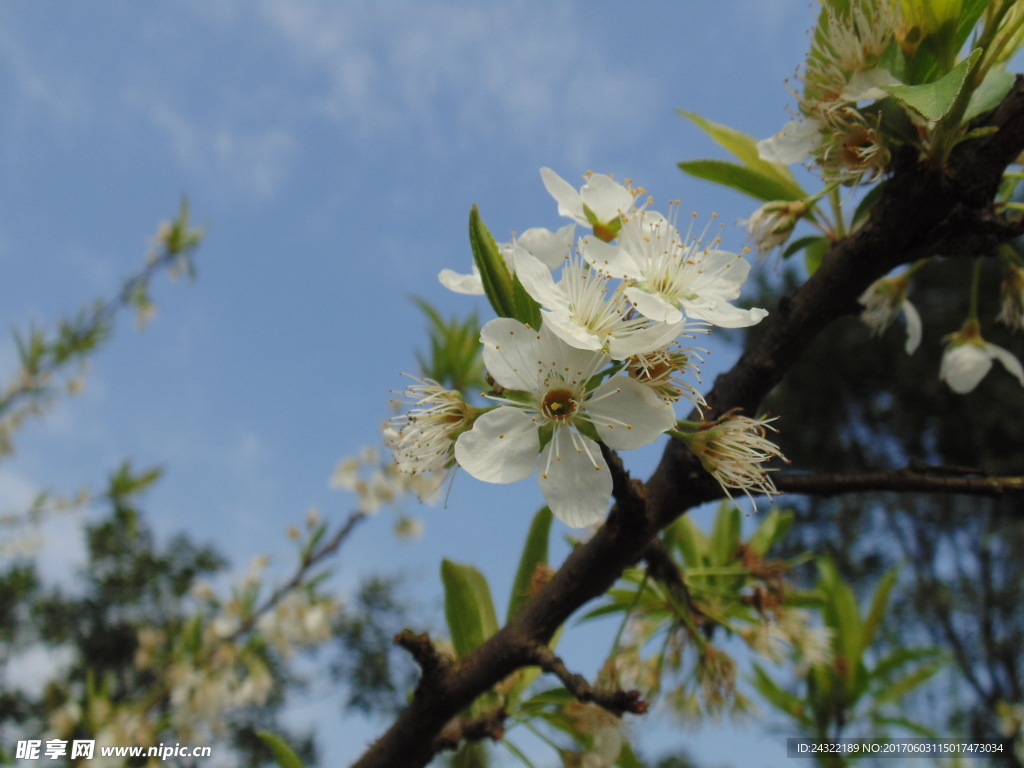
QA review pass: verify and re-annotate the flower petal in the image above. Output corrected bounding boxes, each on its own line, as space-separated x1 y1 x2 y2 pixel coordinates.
587 376 676 450
438 266 484 295
625 287 683 324
514 249 568 313
683 300 767 328
841 68 901 102
757 120 823 165
480 317 543 391
535 324 610 384
454 407 539 483
537 429 611 528
541 167 585 224
542 310 605 352
580 237 642 280
579 173 633 223
940 343 992 394
518 225 575 269
901 300 922 354
606 319 685 360
985 342 1024 387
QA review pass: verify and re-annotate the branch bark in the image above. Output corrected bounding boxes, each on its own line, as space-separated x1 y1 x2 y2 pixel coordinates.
351 78 1024 768
774 469 1024 498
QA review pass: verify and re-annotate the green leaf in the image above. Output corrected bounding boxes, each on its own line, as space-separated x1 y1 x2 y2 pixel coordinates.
881 49 981 120
861 567 898 651
873 661 942 703
804 237 828 276
678 110 802 190
678 160 804 202
469 205 515 319
747 509 793 556
852 182 887 228
257 732 304 768
963 67 1016 123
955 0 990 49
708 502 740 567
669 516 706 568
616 741 644 768
782 235 827 260
507 507 553 623
441 559 500 658
751 664 806 721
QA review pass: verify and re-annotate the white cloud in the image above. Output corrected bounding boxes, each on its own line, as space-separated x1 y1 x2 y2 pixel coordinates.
0 27 91 125
252 0 658 162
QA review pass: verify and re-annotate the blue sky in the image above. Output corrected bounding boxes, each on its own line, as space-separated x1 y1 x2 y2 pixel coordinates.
0 2 822 765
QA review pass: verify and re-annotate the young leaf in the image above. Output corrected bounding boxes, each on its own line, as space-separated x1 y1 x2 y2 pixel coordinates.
507 507 553 623
852 182 887 227
441 559 500 658
782 235 828 261
804 237 828 276
861 566 898 650
962 67 1016 123
678 160 804 202
256 732 304 768
881 49 981 121
468 205 515 319
511 273 543 330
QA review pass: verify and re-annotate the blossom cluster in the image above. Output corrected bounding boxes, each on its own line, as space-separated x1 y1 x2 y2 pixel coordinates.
387 169 786 528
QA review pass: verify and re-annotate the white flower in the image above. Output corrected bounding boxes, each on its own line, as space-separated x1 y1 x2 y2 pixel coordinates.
940 321 1024 394
514 247 685 359
540 167 641 242
626 342 707 412
841 68 901 102
438 224 575 295
681 410 786 509
454 319 675 527
387 377 472 476
585 210 768 328
858 273 922 354
998 264 1024 331
742 200 808 256
757 119 824 165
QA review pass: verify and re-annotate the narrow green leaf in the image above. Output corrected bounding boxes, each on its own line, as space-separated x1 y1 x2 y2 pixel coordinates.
678 160 804 202
708 502 740 567
441 559 499 658
804 237 828 276
751 664 806 721
469 205 514 318
747 509 793 556
677 110 801 189
963 67 1016 123
670 516 706 568
257 732 304 768
955 0 990 49
507 507 553 623
782 235 826 260
873 661 943 703
861 567 898 650
881 49 981 120
852 182 887 228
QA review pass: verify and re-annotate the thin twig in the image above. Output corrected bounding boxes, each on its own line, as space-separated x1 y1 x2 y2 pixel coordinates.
522 642 648 716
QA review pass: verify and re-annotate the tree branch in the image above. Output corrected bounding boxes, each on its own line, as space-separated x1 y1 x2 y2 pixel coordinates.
774 469 1024 498
351 74 1024 768
522 642 648 717
433 707 507 753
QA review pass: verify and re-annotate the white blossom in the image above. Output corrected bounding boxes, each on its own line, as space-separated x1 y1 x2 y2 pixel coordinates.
757 119 824 165
858 273 922 354
940 322 1024 394
540 167 642 241
454 319 675 527
387 377 472 476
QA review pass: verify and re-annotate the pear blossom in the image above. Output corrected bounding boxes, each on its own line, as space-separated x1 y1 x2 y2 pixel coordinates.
858 273 922 354
757 119 824 165
584 210 768 328
387 377 473 476
626 342 707 411
940 321 1024 394
453 319 675 527
540 167 642 242
998 263 1024 331
743 200 808 256
679 410 786 509
438 224 575 295
513 247 685 359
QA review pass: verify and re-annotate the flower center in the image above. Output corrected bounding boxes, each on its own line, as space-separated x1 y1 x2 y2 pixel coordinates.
541 389 578 421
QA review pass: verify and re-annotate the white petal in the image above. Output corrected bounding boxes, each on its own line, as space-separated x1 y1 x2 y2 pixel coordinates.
518 225 575 269
514 249 568 313
438 266 484 295
757 120 823 165
985 342 1024 387
579 173 633 223
625 287 683 324
841 68 901 102
542 310 605 352
684 300 768 328
535 323 610 383
692 250 751 300
480 317 543 391
540 167 586 224
454 407 539 483
901 300 922 355
940 344 991 394
606 320 685 360
580 237 642 280
587 376 676 450
537 429 611 528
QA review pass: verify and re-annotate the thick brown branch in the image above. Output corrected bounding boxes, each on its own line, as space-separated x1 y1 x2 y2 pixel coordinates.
775 470 1024 498
433 707 507 753
352 76 1024 768
393 630 454 685
523 642 648 716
